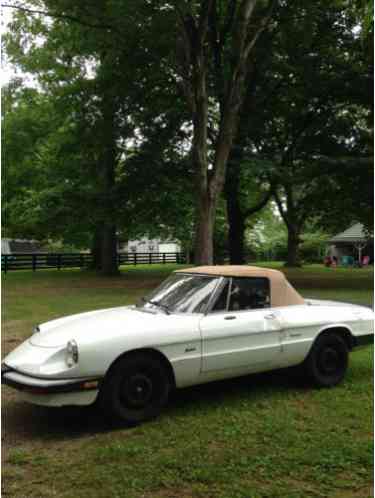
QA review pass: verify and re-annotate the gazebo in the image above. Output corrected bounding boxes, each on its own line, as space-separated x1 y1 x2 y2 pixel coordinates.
328 223 373 264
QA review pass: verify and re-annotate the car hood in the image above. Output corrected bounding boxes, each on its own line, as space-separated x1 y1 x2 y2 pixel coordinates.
4 306 201 378
29 306 179 348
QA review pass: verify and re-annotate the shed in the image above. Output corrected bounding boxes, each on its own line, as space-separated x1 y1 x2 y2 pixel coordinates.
328 224 373 263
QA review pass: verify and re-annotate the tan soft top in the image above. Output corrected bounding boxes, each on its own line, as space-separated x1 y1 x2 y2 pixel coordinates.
175 265 304 307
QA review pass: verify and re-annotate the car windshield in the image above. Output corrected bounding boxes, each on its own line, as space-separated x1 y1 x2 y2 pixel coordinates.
138 273 220 314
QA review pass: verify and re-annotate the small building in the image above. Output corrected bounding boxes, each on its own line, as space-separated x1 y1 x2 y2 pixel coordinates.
122 237 181 254
328 223 373 264
1 238 44 255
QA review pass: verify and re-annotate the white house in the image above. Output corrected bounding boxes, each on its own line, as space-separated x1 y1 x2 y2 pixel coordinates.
122 237 181 254
1 238 44 255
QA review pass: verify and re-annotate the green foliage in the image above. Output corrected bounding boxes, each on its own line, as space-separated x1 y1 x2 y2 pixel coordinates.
2 0 372 263
248 209 332 263
247 206 288 260
299 225 331 263
2 1 195 252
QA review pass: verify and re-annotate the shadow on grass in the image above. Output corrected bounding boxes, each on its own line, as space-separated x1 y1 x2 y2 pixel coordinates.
2 367 310 443
3 354 372 444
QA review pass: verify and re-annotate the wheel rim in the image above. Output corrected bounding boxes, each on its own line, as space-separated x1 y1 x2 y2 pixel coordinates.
318 346 342 375
121 373 154 408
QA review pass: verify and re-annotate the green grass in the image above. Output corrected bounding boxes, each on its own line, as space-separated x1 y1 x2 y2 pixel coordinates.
2 264 373 498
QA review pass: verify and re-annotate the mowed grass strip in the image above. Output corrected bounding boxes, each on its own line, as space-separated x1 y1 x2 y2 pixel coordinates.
2 264 373 498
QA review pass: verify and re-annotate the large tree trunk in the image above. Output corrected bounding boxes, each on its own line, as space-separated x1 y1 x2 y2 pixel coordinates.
225 160 245 264
225 141 274 265
194 190 217 265
227 197 246 264
97 66 119 276
90 226 102 271
274 184 303 268
225 145 246 265
100 224 118 275
285 228 301 267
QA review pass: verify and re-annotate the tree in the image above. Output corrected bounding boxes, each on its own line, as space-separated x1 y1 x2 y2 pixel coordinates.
3 1 187 274
224 151 274 264
2 80 96 247
248 0 373 265
174 0 276 264
3 0 372 271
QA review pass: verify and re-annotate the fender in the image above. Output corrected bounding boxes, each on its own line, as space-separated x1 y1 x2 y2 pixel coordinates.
312 324 355 353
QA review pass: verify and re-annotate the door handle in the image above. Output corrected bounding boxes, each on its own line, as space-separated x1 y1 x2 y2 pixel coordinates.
264 313 277 320
224 315 237 320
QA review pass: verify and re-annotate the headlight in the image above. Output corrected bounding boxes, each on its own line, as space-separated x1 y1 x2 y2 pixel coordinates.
65 340 79 367
32 325 40 335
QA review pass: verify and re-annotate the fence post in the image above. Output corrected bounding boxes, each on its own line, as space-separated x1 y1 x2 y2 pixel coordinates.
32 254 37 272
57 254 62 270
163 253 166 264
4 255 8 274
134 253 137 266
149 252 152 265
176 252 179 264
80 253 83 268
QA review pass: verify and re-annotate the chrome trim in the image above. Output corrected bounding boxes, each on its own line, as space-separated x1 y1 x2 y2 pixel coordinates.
3 370 95 388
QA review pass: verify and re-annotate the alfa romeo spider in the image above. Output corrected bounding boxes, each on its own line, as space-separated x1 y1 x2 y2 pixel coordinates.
2 266 373 424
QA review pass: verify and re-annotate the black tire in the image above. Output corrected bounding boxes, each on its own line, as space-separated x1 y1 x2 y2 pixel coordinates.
100 353 171 424
304 332 349 387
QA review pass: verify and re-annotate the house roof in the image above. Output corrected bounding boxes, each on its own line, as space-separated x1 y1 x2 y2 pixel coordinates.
175 265 305 307
328 223 370 243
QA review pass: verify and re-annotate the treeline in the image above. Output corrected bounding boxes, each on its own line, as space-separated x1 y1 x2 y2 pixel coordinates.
2 1 373 274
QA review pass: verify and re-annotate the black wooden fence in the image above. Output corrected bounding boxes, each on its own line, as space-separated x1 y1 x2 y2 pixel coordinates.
1 252 186 273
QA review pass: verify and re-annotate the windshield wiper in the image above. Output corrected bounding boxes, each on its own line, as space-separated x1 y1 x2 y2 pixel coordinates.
141 298 170 315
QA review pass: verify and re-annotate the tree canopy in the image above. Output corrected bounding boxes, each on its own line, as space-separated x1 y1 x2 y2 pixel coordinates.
2 0 373 271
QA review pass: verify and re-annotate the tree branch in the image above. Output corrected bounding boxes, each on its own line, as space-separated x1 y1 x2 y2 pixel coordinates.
273 189 291 230
208 0 225 107
244 0 277 60
197 0 215 47
243 182 275 218
1 3 120 33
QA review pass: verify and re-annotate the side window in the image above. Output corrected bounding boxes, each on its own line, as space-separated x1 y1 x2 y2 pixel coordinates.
211 280 230 312
229 277 270 311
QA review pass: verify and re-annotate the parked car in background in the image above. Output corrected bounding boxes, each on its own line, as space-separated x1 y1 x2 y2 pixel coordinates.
2 266 373 424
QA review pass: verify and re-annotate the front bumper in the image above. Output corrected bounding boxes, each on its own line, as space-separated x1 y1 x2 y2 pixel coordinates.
1 363 101 395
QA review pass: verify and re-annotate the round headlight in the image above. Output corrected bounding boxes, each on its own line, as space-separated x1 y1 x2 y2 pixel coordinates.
66 340 79 367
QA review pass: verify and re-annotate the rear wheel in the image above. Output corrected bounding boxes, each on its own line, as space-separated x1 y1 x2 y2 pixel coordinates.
100 353 171 424
304 332 348 387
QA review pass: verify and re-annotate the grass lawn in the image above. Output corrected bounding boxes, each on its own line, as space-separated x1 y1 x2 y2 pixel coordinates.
2 264 373 498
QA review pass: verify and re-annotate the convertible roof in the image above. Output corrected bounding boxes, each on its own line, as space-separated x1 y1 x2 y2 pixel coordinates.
175 265 305 307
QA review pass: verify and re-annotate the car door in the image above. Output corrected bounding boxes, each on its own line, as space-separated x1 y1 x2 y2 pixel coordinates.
199 277 283 373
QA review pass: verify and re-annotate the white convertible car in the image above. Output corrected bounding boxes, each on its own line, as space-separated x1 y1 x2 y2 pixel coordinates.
2 266 373 424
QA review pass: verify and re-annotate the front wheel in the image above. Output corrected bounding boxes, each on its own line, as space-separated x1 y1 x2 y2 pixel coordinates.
100 353 171 424
304 332 348 387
